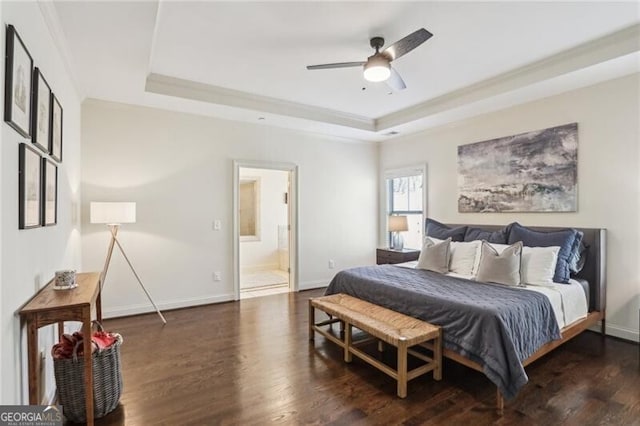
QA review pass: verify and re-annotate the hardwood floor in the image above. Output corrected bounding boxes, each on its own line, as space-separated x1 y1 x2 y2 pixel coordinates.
87 289 639 426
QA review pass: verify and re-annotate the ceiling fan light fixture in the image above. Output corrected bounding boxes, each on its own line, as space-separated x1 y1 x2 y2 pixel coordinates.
363 56 390 82
307 29 432 90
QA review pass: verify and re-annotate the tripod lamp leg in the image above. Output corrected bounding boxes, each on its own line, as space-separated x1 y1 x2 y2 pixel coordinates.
106 227 167 325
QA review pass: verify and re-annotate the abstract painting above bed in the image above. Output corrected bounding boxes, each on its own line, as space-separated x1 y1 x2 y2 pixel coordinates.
457 123 578 213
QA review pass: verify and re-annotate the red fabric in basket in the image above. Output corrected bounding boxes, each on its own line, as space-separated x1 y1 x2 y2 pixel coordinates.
52 330 118 360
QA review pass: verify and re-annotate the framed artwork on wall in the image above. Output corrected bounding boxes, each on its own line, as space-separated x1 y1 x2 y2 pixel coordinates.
19 143 42 229
457 123 578 213
4 25 33 138
31 68 52 153
50 94 63 162
42 158 57 226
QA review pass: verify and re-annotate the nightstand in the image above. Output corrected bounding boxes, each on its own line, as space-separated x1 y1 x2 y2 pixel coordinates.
376 248 420 265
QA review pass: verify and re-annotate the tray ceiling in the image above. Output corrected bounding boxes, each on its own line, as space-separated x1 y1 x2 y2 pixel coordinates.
52 1 640 141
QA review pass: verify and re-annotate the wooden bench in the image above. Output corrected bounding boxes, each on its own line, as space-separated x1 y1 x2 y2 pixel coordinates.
309 293 442 398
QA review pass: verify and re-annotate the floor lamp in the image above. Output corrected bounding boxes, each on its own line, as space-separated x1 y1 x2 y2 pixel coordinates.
90 202 167 324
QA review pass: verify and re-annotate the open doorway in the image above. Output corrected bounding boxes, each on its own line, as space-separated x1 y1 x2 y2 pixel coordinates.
233 161 298 300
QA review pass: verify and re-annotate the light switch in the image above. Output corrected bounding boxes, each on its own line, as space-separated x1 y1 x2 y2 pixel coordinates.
214 220 221 230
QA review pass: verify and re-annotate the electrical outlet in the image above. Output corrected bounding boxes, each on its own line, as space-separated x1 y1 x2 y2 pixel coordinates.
213 272 221 281
328 260 335 269
213 220 221 230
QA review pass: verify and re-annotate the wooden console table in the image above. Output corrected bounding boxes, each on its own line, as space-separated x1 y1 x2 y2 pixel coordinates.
19 272 102 426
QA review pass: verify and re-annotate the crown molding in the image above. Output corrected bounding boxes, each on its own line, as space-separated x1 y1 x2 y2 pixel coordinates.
145 73 375 131
376 23 640 131
37 1 85 100
145 24 639 137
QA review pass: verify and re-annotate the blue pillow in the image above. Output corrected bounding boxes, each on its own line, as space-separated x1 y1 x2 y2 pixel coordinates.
569 230 588 273
507 223 579 284
464 224 512 244
425 219 466 242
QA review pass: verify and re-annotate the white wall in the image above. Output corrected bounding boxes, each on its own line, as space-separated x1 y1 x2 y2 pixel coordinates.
239 167 288 273
0 2 82 404
379 73 640 342
81 100 378 317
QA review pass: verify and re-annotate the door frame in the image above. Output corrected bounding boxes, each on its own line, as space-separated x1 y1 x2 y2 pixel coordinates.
232 160 299 300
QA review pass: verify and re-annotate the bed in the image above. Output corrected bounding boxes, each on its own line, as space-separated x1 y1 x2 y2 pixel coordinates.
324 224 606 411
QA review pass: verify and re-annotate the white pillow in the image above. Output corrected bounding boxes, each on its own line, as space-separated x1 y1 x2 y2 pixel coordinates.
475 241 523 286
451 240 482 276
521 246 560 285
467 241 497 276
487 242 511 253
428 237 481 277
417 237 451 273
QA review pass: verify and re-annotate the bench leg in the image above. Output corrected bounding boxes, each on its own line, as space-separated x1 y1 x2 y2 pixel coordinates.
397 342 408 398
344 322 353 363
434 329 442 381
308 300 315 341
378 340 384 353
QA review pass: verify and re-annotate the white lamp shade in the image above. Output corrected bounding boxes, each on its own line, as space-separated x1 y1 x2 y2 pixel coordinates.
363 55 391 82
90 202 136 224
388 215 408 232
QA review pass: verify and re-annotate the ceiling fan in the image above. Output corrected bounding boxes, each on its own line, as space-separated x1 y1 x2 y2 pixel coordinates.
306 28 433 91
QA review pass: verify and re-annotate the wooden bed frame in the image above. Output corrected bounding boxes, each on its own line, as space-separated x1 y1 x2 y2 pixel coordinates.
440 224 607 414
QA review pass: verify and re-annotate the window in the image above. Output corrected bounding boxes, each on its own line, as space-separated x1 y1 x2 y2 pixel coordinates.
386 168 425 250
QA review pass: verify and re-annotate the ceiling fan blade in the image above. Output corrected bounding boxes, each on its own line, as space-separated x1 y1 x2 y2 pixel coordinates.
306 62 365 70
386 66 406 91
383 28 433 61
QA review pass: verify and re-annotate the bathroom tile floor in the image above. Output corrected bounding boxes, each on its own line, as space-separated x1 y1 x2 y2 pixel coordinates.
240 270 290 299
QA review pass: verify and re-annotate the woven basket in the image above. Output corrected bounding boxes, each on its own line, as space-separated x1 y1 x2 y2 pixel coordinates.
53 324 123 423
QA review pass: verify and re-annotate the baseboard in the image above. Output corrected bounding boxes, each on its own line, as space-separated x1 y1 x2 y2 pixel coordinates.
103 293 235 319
298 280 329 291
589 321 639 343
